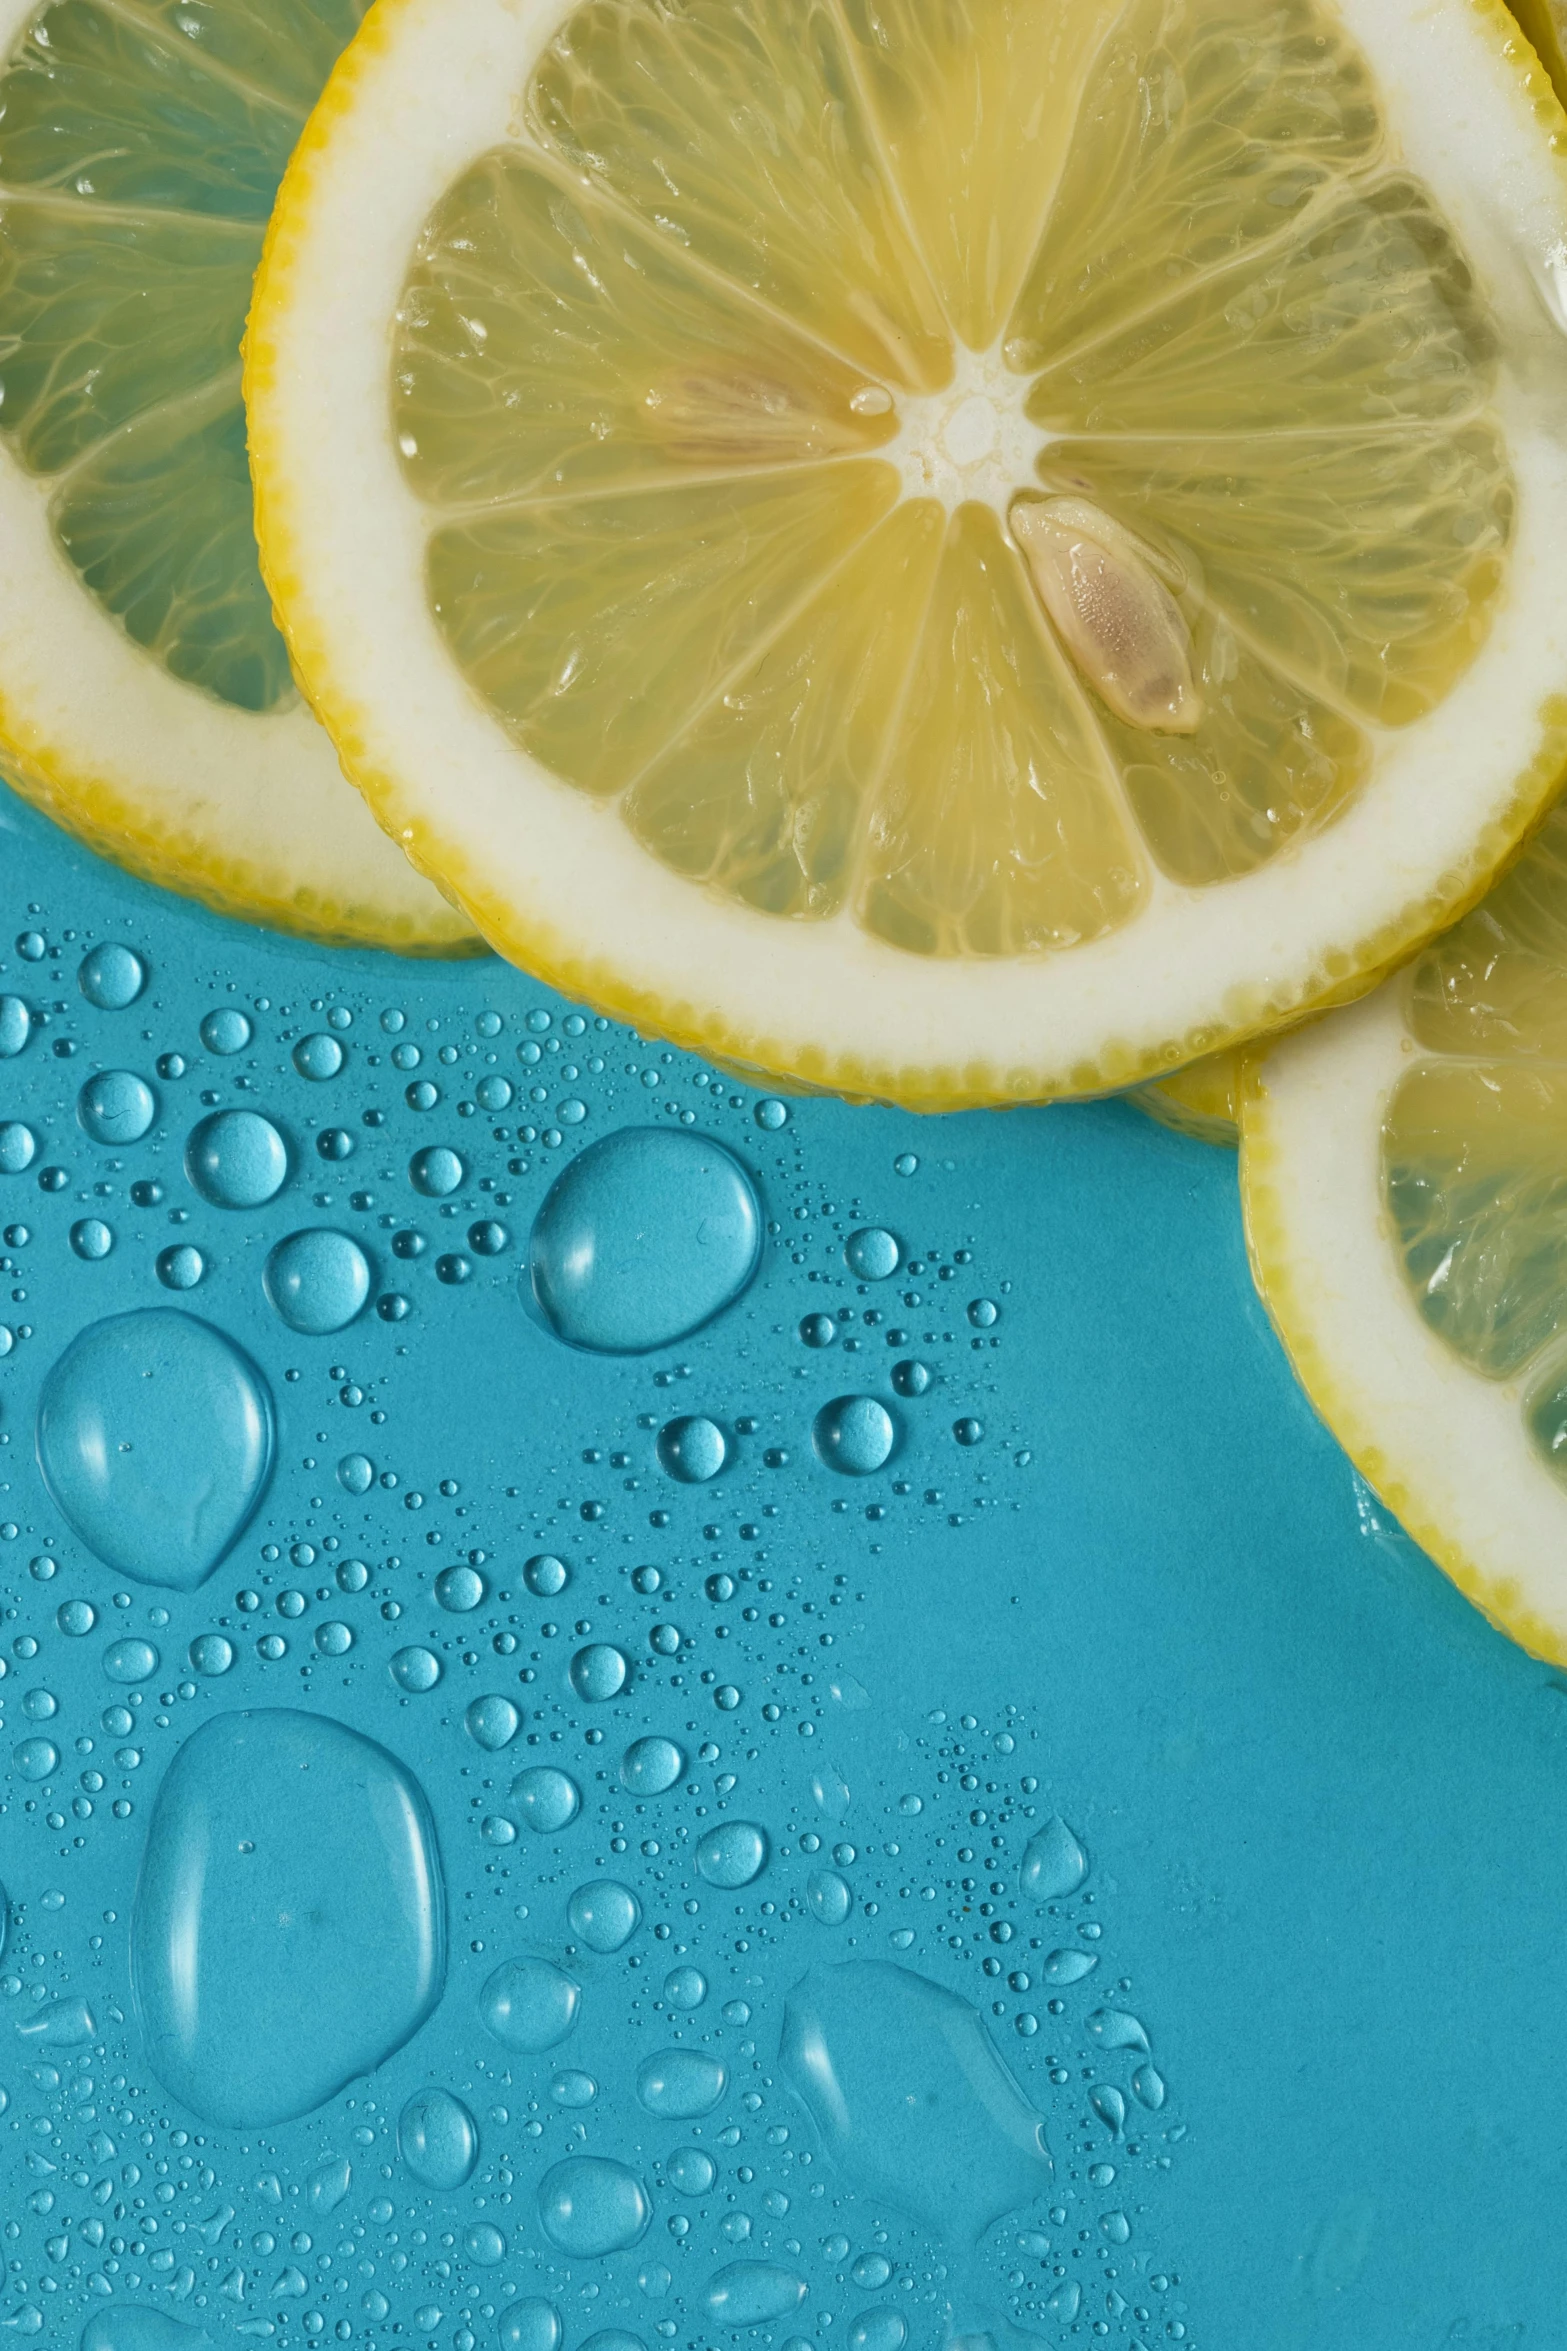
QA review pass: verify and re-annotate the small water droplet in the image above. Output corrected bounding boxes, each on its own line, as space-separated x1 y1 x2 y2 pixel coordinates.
893 1152 918 1176
967 1297 999 1328
703 2265 807 2326
0 997 32 1058
621 1735 684 1795
292 1033 345 1081
844 1228 900 1281
1020 1816 1089 1903
567 1879 641 1952
524 1553 569 1597
570 1642 630 1702
499 2300 562 2351
103 1637 159 1683
800 1313 836 1348
409 1144 465 1197
1086 2008 1150 2054
527 1128 760 1353
399 2086 478 2189
953 1416 983 1446
695 1821 768 1888
156 1244 205 1291
69 1217 114 1260
465 1694 520 1751
314 1620 353 1657
813 1396 895 1476
509 1765 581 1833
754 1099 789 1130
657 1415 729 1482
480 1955 581 2052
188 1634 233 1676
36 1309 273 1588
186 1110 289 1209
263 1230 371 1335
200 1009 252 1056
338 1452 374 1494
890 1360 931 1397
389 1646 441 1693
435 1563 486 1611
78 943 146 1010
664 1965 706 2010
537 2157 650 2256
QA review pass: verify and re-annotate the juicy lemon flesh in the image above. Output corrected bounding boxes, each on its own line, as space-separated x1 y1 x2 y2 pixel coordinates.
1383 801 1567 1479
393 0 1512 960
0 0 366 711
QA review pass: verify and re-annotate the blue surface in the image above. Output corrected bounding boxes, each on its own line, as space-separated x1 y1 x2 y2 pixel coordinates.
0 779 1560 2351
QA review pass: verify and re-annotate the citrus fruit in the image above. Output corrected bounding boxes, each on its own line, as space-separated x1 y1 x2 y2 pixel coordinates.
1244 793 1567 1661
0 0 476 948
1510 0 1567 101
249 0 1567 1106
1130 1051 1241 1147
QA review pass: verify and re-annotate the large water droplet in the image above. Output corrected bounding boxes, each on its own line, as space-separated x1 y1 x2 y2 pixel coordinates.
293 1033 345 1081
480 1956 581 2052
621 1736 685 1795
569 1642 630 1702
0 1119 35 1173
0 996 32 1057
847 2313 905 2351
524 1553 569 1597
399 2087 478 2190
1086 2009 1149 2054
695 1821 768 1888
668 2146 715 2193
17 1993 94 2045
813 1397 896 1476
465 1694 520 1751
434 1564 486 1613
263 1231 371 1335
77 1069 156 1145
1131 2062 1166 2110
499 2301 562 2351
199 1008 251 1056
665 1966 706 2011
80 2312 216 2351
37 1310 273 1590
13 1735 57 1781
189 1633 233 1677
390 1646 442 1693
308 2156 352 2214
466 2221 507 2265
657 1416 729 1483
537 2157 650 2256
526 1127 760 1353
807 1870 853 1926
78 944 147 1010
779 1961 1051 2244
567 1879 641 1952
103 1637 158 1684
810 1765 851 1820
844 1227 900 1281
186 1110 289 1209
69 1217 113 1260
637 2048 726 2118
703 2265 808 2326
1019 1817 1089 1903
510 1765 581 1833
1042 1947 1096 1985
410 1144 465 1197
132 1708 444 2126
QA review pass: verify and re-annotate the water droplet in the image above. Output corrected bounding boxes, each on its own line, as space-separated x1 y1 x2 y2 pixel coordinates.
510 1765 581 1833
851 2256 891 2289
409 1144 465 1197
465 1694 520 1751
78 944 146 1010
703 2265 807 2326
36 1310 273 1589
968 1298 999 1328
953 1416 983 1447
292 1033 344 1081
621 1735 684 1795
499 2300 562 2351
338 1452 373 1494
525 1552 569 1597
809 1765 851 1819
754 1099 789 1131
480 1955 580 2052
55 1597 91 1632
800 1313 836 1348
1046 2281 1081 2322
569 1642 630 1702
466 2221 507 2265
657 1415 729 1482
77 1069 156 1145
807 1870 852 1926
0 997 31 1058
104 1637 159 1683
1086 2009 1150 2054
893 1152 918 1176
315 1620 353 1657
188 1633 233 1676
186 1110 289 1209
844 1228 900 1281
69 1217 113 1260
779 1960 1051 2245
1090 2085 1125 2135
813 1397 895 1476
567 1879 641 1952
695 1821 768 1888
78 2306 210 2350
132 1708 444 2124
200 1008 252 1055
397 2085 479 2192
0 1121 35 1174
847 2314 904 2351
263 1229 371 1335
12 1735 58 1781
390 1646 441 1693
552 2067 598 2106
664 1965 706 2010
435 1562 486 1611
527 1127 760 1353
537 2156 650 2256
1020 1817 1089 1903
1132 2062 1166 2109
1042 1946 1097 1985
581 2333 644 2351
156 1244 205 1291
307 2156 352 2214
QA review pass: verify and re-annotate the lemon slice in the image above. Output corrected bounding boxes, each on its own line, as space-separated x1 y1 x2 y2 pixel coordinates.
1129 1052 1242 1147
0 0 476 948
250 0 1567 1102
1243 795 1567 1660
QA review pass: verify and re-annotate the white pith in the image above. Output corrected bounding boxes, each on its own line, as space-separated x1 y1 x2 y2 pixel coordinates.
887 342 1049 515
250 0 1567 1091
1245 985 1567 1656
0 0 474 947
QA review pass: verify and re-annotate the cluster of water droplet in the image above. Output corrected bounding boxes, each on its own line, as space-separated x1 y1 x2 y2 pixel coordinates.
0 842 1192 2351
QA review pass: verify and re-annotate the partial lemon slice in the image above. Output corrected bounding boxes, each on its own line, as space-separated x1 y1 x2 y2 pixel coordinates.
250 0 1567 1102
1244 796 1567 1660
0 0 476 948
1129 1052 1242 1148
1511 0 1567 101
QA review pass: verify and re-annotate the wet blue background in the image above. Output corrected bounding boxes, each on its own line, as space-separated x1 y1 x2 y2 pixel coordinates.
0 776 1558 2351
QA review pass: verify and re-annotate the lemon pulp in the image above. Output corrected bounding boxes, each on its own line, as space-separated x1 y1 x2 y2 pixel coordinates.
391 0 1510 959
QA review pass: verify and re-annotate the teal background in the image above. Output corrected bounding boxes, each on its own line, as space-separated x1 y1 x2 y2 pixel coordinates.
0 777 1557 2351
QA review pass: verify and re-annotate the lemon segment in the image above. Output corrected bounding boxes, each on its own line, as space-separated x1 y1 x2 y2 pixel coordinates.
0 0 476 948
1244 800 1567 1662
248 0 1567 1101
